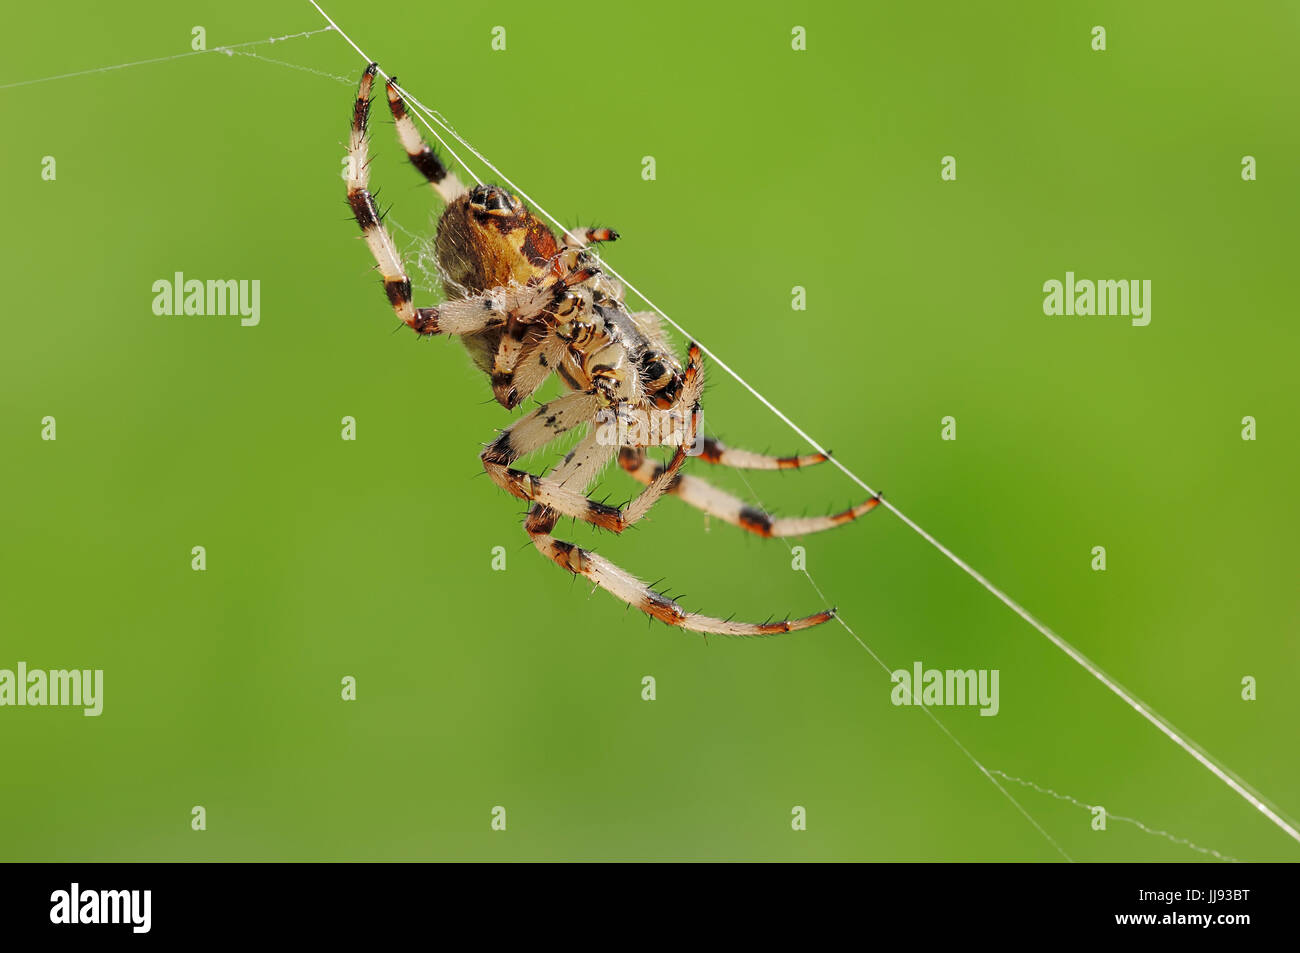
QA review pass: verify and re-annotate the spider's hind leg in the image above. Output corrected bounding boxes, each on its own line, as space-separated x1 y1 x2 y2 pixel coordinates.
524 504 834 636
696 437 828 470
618 448 880 538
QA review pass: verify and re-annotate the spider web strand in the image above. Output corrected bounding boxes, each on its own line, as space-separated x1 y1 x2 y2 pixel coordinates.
0 26 335 91
988 770 1239 862
719 451 1071 860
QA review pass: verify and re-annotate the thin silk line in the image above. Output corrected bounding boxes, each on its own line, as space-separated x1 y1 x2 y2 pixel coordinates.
0 27 334 91
719 451 1070 860
306 0 1300 850
988 770 1238 862
730 453 1234 862
220 48 353 86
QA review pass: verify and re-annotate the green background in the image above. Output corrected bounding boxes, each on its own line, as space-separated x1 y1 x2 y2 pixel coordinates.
1 0 1296 861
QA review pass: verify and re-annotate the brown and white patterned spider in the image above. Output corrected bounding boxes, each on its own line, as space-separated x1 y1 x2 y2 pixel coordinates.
343 64 880 636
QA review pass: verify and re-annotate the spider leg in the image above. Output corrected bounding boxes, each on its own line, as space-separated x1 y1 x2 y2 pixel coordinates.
489 322 538 408
483 347 704 532
346 56 535 344
523 505 834 636
346 65 429 332
696 437 828 469
618 448 880 538
430 279 584 338
497 347 833 634
482 253 602 406
348 66 530 337
484 390 603 457
384 78 467 204
494 332 569 409
478 395 621 522
563 226 620 249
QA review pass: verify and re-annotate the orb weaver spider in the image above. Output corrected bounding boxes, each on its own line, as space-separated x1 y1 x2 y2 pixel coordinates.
343 64 879 635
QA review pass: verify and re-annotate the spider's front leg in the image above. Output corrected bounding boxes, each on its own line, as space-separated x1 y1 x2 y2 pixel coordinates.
347 66 584 339
384 78 467 204
346 64 428 332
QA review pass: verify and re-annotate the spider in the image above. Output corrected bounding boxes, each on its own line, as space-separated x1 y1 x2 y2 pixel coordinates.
343 64 880 636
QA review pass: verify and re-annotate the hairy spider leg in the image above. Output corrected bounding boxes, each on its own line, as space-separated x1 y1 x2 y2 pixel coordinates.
563 226 620 249
617 448 880 539
345 64 426 331
515 348 836 634
500 333 571 408
482 348 705 532
695 437 829 470
347 68 588 340
523 501 835 636
384 78 467 204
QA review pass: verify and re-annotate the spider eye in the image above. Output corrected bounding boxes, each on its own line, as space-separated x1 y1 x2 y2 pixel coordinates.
470 185 520 216
645 362 666 382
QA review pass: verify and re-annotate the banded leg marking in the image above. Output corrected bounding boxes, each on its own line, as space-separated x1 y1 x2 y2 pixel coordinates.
346 64 422 331
524 505 834 636
697 437 828 470
483 347 703 532
563 226 620 249
385 78 467 204
499 334 570 410
618 449 880 538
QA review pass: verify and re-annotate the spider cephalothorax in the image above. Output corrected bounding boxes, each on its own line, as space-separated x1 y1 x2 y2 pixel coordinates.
344 64 881 636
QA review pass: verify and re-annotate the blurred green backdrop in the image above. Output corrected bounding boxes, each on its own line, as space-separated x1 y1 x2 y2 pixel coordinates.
1 0 1296 861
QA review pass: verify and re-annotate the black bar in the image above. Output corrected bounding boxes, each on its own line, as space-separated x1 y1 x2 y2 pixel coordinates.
0 862 1289 940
